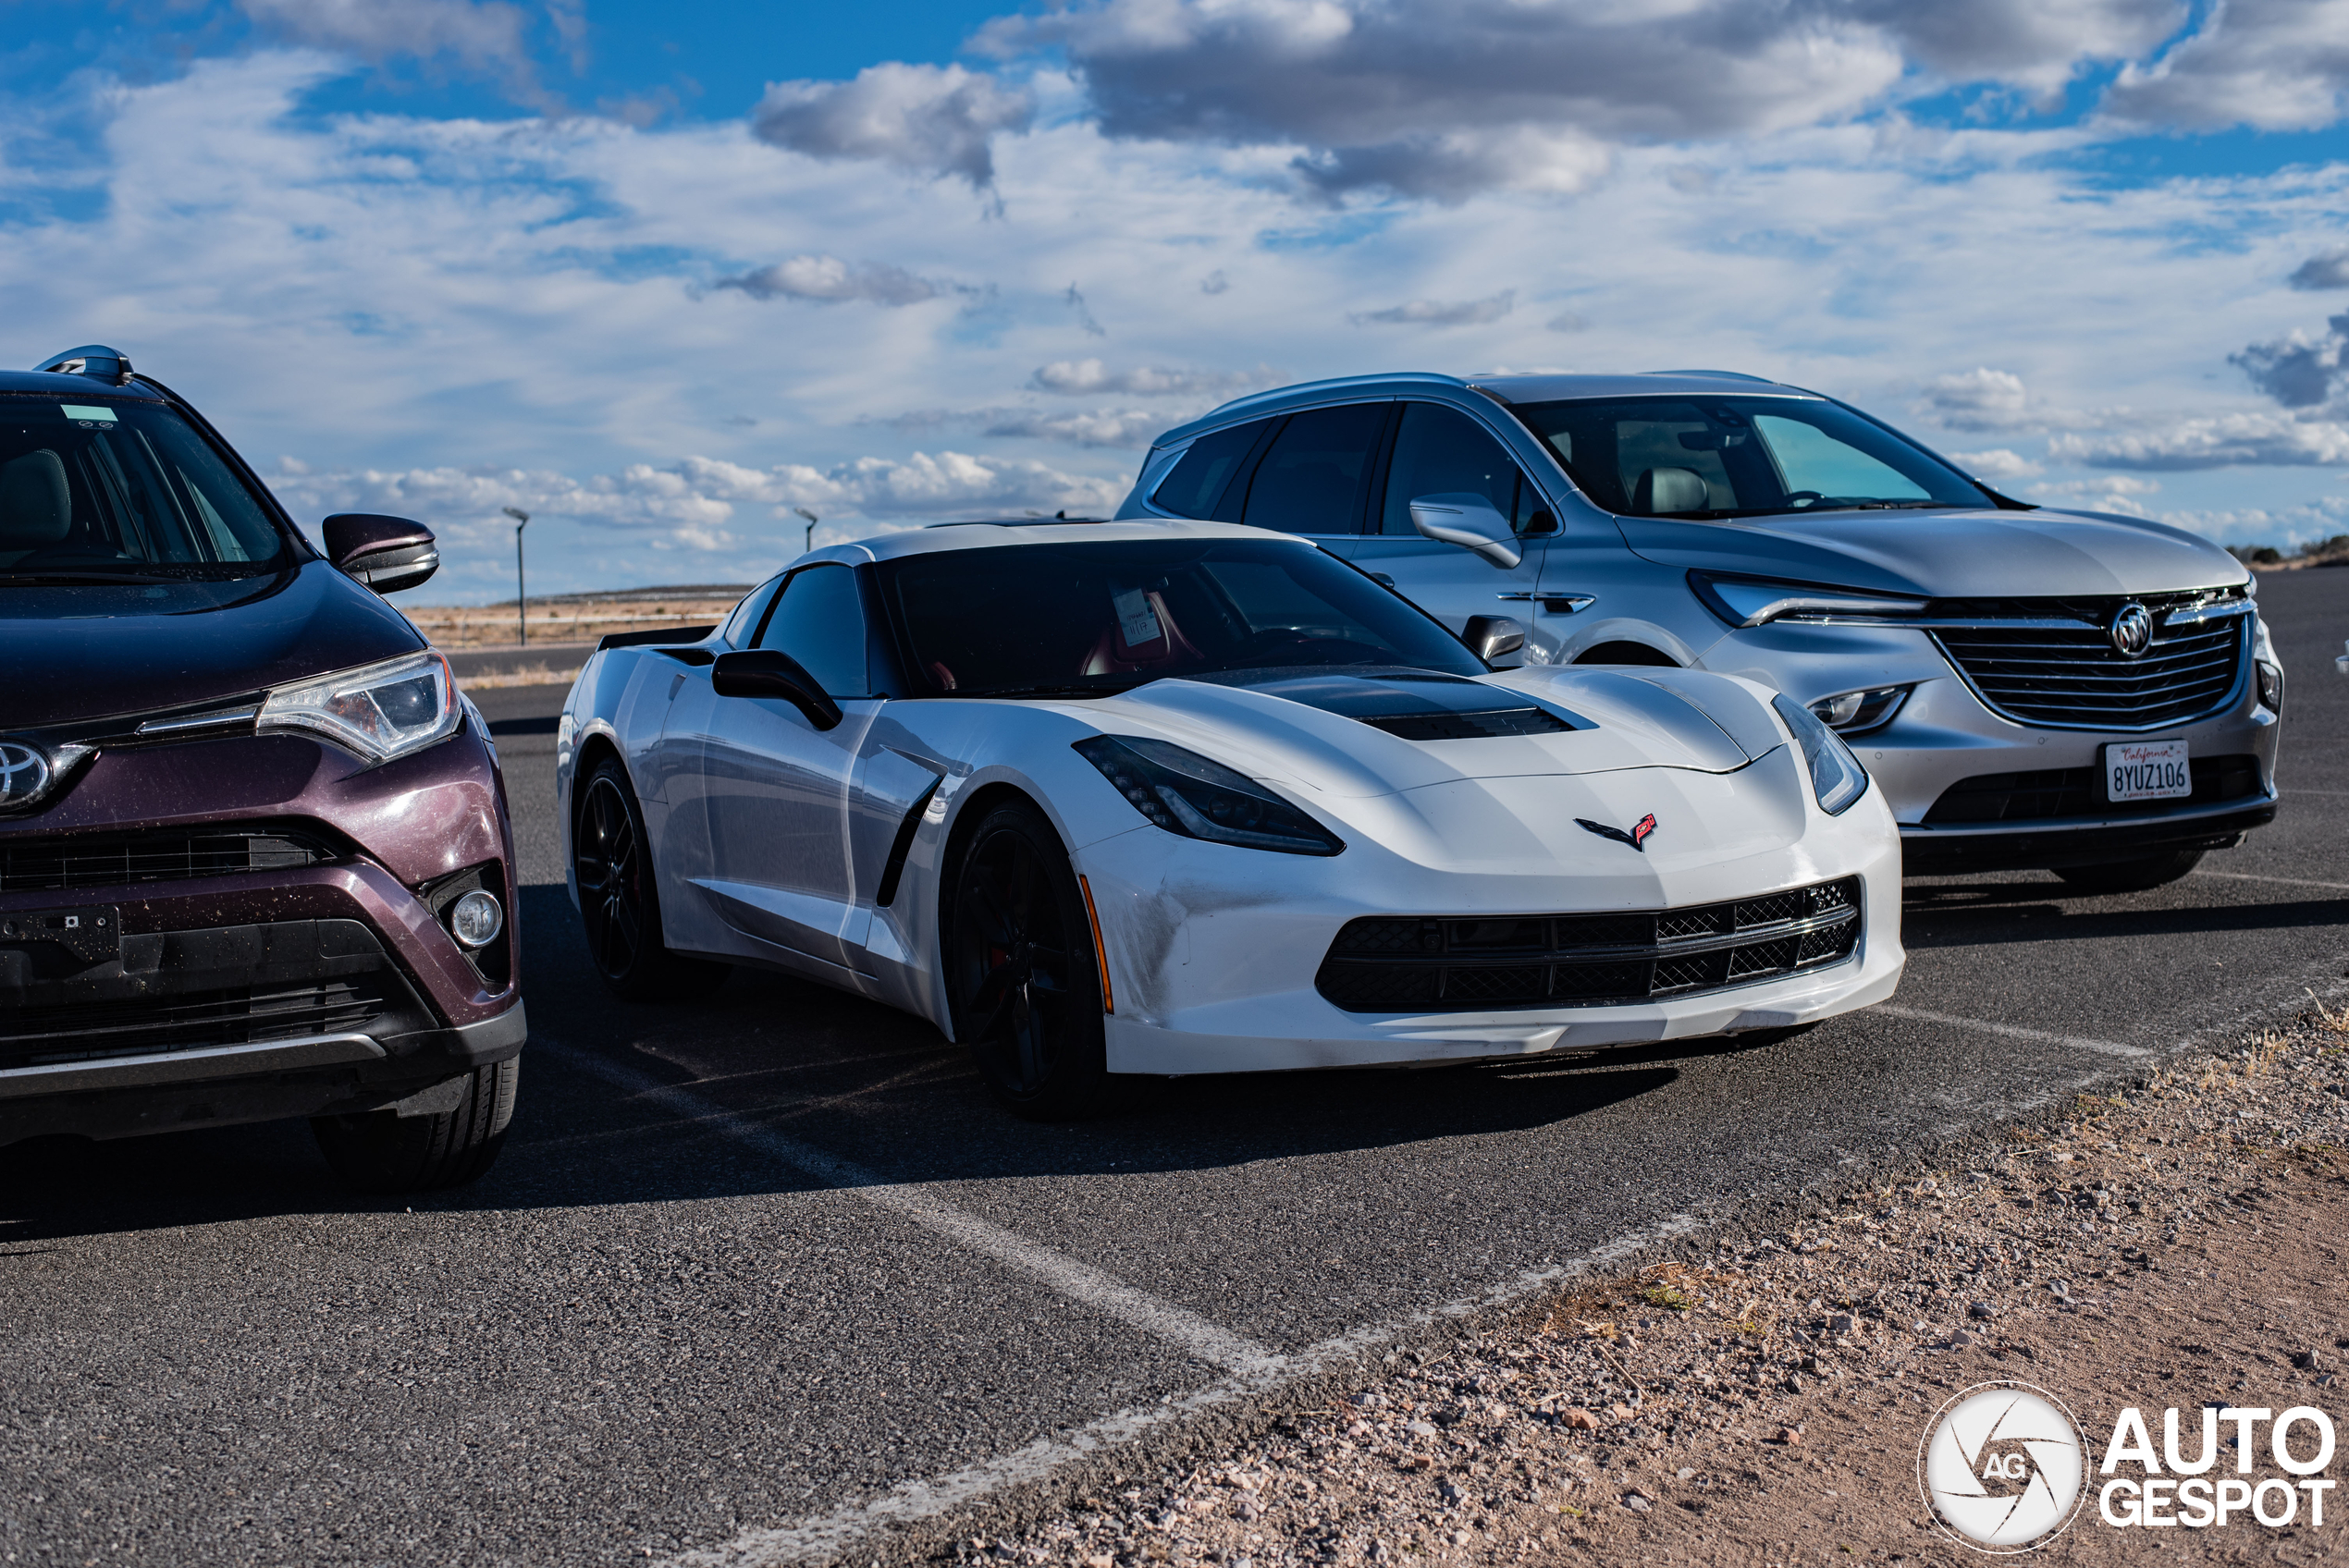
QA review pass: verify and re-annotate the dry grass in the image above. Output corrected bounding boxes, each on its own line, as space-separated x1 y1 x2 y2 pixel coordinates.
406 594 739 649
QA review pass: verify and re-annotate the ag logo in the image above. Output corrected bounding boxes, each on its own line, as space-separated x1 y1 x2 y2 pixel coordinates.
1917 1380 2089 1552
0 741 54 808
2108 601 2154 657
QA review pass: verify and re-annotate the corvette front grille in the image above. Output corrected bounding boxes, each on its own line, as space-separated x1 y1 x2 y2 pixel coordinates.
1928 590 2247 730
1314 876 1863 1013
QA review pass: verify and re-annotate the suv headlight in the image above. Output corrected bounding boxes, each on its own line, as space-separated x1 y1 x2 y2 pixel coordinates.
1690 571 1928 629
1074 735 1345 856
258 650 462 764
1808 684 1911 734
1771 693 1871 815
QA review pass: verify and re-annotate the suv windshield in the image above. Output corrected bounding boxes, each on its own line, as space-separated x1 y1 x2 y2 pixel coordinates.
1507 395 1990 521
881 536 1487 697
0 395 294 579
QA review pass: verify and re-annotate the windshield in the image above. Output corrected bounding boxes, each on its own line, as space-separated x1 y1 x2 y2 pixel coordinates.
1507 395 1989 521
880 536 1488 697
0 394 295 579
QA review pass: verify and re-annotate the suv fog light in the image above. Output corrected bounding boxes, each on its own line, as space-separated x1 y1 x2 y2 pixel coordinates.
1808 685 1909 734
2257 659 2283 712
449 889 504 949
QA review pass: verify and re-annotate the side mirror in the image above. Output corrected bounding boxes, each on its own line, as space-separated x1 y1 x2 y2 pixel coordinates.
712 648 844 731
1460 614 1527 665
1408 493 1522 569
323 513 438 595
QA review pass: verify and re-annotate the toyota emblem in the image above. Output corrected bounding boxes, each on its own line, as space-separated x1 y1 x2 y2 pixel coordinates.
2108 602 2154 658
0 741 53 808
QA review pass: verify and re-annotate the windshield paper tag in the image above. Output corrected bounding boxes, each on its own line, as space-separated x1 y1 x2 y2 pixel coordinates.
60 404 117 425
1113 588 1163 648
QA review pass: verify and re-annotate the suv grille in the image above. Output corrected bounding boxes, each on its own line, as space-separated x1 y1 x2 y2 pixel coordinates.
0 977 393 1068
1924 753 2263 825
1315 876 1862 1013
0 825 339 895
1929 592 2246 730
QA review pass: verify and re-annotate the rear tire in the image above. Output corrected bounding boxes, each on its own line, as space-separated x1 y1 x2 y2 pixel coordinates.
944 800 1119 1121
573 756 730 1000
313 1060 518 1194
2052 849 2204 893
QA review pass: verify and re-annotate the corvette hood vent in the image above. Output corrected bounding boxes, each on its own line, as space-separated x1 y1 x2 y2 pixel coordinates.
1183 668 1587 741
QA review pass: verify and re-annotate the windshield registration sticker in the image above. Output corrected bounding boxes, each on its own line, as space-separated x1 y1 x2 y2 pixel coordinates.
59 404 117 425
1113 588 1163 648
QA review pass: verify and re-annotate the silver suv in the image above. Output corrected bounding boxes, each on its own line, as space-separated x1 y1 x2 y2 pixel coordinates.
1118 371 2281 889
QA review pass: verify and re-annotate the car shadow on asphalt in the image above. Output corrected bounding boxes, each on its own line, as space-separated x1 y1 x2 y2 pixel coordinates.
1900 879 2349 950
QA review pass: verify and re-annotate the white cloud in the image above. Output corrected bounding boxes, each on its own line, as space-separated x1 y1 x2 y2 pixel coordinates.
2290 247 2349 289
1027 360 1272 397
2051 411 2349 468
1919 367 2034 429
712 254 946 306
749 63 1034 190
238 0 534 75
2102 0 2349 130
2230 312 2349 407
1947 447 2044 479
1350 290 1516 326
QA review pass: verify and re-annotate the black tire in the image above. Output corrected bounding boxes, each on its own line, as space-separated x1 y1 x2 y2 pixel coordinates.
2052 849 2204 893
573 756 730 1001
312 1059 518 1194
944 800 1118 1120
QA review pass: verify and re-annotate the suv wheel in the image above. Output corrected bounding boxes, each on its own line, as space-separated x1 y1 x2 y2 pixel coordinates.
313 1060 517 1194
2053 849 2204 893
573 756 729 1000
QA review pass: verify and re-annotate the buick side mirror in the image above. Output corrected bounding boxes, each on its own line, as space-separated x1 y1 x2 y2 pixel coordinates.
322 513 438 595
712 648 844 731
1460 614 1527 665
1408 493 1522 570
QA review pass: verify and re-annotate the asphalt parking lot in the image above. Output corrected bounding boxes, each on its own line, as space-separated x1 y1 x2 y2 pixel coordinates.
4 570 2345 1568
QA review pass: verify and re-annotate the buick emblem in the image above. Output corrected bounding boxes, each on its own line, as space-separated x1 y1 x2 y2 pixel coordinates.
2108 601 2154 658
1577 813 1658 851
0 741 53 808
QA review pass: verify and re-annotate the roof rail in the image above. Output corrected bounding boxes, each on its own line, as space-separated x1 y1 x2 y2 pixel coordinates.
36 345 135 386
1643 369 1776 383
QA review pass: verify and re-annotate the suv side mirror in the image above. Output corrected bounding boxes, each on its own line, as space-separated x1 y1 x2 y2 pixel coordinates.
1408 493 1522 569
712 648 844 731
1460 614 1527 665
322 513 438 595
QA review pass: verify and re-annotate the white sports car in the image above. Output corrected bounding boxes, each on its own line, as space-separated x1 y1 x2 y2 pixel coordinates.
555 521 1903 1117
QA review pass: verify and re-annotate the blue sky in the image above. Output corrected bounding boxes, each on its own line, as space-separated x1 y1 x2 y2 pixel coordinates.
4 0 2348 599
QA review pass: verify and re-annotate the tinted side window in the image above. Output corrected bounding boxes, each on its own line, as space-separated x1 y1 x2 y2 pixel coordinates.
1379 403 1539 533
1150 420 1267 519
756 564 867 695
721 577 783 648
1240 403 1388 534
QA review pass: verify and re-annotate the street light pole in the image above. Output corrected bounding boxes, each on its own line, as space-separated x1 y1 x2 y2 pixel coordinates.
793 507 819 556
502 507 531 645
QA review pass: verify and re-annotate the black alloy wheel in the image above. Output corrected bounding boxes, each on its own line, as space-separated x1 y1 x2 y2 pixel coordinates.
947 801 1115 1119
573 757 728 1000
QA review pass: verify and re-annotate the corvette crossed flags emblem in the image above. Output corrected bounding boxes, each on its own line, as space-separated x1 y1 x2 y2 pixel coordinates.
1577 813 1658 851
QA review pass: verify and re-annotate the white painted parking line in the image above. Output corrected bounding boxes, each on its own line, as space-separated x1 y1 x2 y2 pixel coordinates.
2194 869 2349 893
537 1037 1279 1376
1869 1004 2148 1059
666 1212 1702 1568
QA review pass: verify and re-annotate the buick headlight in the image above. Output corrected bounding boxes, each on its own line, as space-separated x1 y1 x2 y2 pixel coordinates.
258 650 462 764
1771 693 1870 815
1074 735 1345 856
1690 571 1928 629
1808 684 1910 734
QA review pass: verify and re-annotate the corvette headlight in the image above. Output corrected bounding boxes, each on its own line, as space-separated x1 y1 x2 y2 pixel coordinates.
258 650 462 764
1690 571 1928 629
1074 735 1345 856
1771 693 1871 815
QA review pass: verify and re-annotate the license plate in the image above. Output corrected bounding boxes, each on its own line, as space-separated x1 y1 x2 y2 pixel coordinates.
2101 739 2191 803
0 906 121 964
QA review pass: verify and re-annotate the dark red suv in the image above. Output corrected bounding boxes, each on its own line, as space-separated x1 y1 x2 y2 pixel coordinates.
0 347 523 1192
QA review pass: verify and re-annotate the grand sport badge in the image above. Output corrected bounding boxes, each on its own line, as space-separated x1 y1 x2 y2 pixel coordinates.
1918 1381 2089 1552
